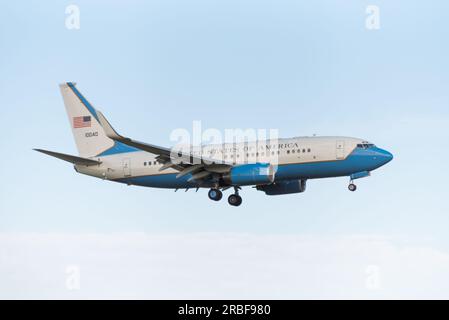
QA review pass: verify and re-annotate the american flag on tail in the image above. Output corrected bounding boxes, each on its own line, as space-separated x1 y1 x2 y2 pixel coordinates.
73 116 91 128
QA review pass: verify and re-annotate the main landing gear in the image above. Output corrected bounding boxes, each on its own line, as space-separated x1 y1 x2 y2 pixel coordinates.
208 188 223 201
227 187 242 207
208 187 242 206
228 195 242 207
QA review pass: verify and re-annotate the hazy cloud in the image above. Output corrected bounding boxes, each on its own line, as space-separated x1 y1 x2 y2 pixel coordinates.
1 233 449 299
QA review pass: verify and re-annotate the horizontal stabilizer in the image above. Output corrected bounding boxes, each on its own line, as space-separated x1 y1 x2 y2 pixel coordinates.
34 149 101 166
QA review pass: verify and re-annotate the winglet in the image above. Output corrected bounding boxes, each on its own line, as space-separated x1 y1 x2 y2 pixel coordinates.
96 111 124 141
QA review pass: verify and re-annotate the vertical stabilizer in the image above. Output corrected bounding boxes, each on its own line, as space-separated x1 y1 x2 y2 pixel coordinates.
59 82 114 158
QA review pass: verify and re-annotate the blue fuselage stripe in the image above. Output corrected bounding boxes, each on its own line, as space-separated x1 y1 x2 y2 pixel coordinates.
96 141 140 157
115 147 391 188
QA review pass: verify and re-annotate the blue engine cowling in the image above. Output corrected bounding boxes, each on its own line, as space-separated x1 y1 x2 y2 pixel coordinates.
223 163 275 186
256 179 307 195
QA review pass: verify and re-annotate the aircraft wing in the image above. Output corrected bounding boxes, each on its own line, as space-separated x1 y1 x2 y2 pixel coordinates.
96 111 232 181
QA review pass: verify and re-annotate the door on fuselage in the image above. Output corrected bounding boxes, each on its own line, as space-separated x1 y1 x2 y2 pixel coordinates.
336 140 345 160
123 158 131 177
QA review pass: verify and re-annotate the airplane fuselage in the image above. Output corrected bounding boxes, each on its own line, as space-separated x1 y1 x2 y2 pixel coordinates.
75 136 393 189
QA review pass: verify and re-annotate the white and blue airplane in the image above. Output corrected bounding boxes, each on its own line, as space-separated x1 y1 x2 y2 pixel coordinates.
35 82 393 206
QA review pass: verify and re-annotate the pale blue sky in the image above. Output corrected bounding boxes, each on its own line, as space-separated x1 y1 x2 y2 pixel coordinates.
1 1 449 298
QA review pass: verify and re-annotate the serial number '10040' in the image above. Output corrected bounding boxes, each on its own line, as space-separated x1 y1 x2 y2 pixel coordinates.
85 132 98 138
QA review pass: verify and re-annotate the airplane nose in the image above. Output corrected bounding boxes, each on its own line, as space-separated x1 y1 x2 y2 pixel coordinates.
377 148 393 165
361 147 393 171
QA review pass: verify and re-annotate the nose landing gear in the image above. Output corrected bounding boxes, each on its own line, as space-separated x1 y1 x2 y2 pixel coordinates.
348 182 357 192
347 171 370 192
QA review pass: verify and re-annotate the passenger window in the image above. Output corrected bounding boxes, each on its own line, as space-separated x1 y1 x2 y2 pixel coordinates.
287 150 290 154
302 149 306 153
308 148 311 152
292 150 295 154
144 162 147 166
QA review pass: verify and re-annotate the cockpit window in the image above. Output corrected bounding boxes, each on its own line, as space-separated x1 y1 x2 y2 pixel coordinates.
357 143 375 149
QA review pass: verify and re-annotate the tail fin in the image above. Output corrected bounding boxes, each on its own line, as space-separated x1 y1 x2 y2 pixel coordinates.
60 82 115 158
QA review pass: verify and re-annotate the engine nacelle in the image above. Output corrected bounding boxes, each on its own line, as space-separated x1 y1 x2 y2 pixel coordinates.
256 179 307 195
223 163 275 186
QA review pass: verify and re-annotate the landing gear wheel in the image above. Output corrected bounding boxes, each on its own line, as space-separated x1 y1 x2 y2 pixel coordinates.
208 188 223 201
348 183 357 192
228 194 242 206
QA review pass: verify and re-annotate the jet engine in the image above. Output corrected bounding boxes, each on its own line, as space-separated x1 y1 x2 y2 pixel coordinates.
222 163 275 186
